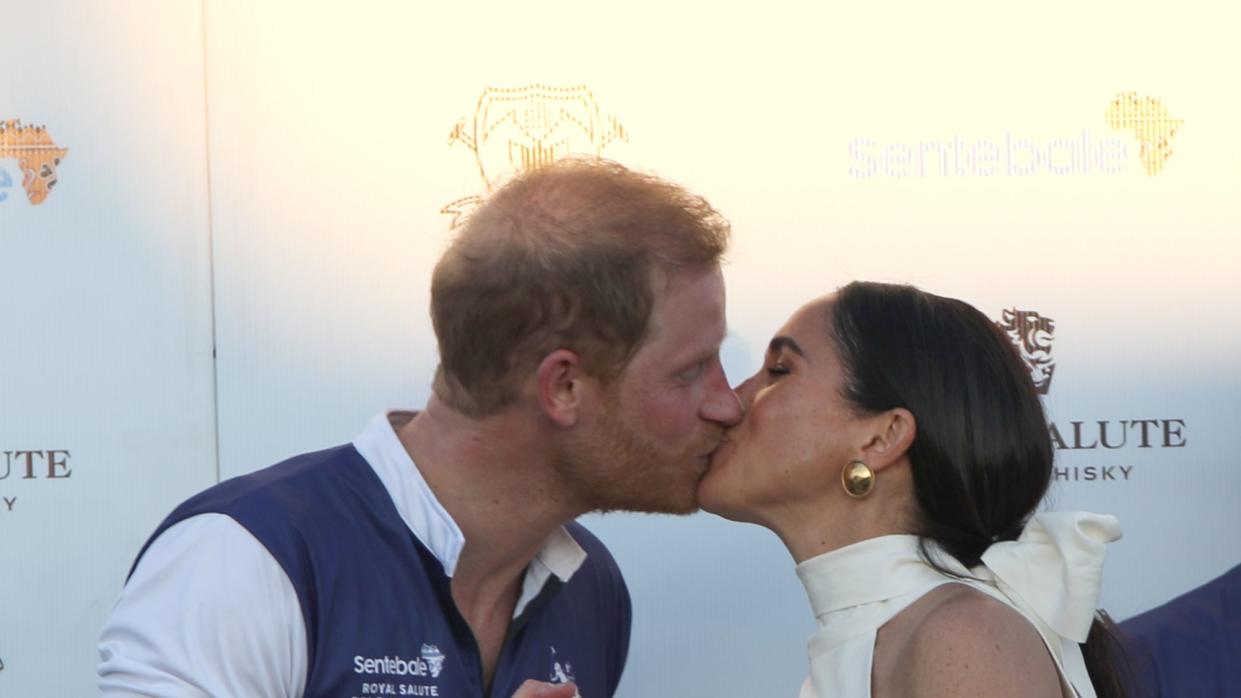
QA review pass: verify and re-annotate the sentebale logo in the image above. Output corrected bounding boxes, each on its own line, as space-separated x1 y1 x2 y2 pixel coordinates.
848 94 1182 178
354 654 429 677
0 120 68 205
1105 92 1182 175
442 84 628 227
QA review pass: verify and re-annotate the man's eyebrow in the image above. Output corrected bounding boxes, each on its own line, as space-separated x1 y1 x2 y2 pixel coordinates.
768 336 806 358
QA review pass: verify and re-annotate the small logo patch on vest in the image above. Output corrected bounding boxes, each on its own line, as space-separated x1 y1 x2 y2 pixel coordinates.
549 646 580 696
353 651 445 696
421 643 445 678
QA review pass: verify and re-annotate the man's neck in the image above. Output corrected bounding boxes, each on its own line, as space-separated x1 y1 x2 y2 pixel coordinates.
395 398 583 611
396 399 584 690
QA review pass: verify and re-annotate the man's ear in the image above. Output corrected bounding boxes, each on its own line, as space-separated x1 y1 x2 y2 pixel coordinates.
859 407 916 472
535 349 587 427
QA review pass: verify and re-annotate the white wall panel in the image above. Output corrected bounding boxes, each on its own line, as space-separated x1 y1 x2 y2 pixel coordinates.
184 0 1241 696
0 2 217 696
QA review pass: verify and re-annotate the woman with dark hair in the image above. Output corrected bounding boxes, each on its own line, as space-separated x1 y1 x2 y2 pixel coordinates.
699 282 1129 698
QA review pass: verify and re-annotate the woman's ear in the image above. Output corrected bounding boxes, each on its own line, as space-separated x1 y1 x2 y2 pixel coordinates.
535 349 586 427
859 407 916 472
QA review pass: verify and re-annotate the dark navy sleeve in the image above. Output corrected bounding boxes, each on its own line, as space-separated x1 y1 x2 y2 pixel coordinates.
565 522 632 697
609 568 631 697
1119 563 1241 698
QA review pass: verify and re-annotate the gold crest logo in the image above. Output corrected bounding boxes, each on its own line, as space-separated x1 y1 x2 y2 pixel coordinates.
442 85 627 228
998 308 1056 395
0 120 68 205
1105 93 1182 175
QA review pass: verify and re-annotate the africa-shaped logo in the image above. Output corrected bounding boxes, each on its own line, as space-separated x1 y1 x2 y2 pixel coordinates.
1106 92 1182 175
442 84 628 228
0 120 68 205
997 308 1056 395
420 643 445 678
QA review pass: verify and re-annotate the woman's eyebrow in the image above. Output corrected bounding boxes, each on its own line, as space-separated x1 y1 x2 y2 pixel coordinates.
768 336 806 358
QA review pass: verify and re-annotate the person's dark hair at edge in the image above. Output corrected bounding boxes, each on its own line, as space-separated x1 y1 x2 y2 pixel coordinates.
828 281 1132 698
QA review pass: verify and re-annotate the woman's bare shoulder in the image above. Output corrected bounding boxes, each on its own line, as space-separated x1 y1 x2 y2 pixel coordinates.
881 584 1065 698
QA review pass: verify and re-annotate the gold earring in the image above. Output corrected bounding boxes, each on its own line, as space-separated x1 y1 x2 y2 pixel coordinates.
841 460 875 498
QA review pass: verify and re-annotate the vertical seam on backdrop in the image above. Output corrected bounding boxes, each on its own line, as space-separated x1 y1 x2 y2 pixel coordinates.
200 0 222 484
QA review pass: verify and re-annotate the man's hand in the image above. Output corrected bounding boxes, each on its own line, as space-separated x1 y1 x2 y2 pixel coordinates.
510 679 579 698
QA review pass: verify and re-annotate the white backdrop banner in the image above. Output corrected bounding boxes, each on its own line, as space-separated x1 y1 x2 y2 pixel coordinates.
2 1 1239 696
0 2 217 696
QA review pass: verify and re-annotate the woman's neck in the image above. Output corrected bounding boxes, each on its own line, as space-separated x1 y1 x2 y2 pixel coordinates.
762 497 913 564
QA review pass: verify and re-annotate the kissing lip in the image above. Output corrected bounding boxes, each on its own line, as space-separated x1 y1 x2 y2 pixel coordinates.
703 435 730 459
702 437 731 466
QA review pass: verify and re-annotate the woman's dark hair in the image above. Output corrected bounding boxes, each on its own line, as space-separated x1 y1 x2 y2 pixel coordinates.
827 281 1130 698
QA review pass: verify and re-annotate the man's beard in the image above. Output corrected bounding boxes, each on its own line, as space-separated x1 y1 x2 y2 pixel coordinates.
552 412 711 516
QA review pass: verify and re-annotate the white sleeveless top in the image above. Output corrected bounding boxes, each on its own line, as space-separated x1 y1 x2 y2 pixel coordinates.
795 512 1121 698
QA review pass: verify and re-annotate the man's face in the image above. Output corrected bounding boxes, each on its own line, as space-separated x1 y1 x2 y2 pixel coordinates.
560 266 744 514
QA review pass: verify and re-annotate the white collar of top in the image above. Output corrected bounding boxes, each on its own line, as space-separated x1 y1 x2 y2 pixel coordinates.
971 512 1122 698
353 411 587 615
797 511 1122 698
978 512 1122 644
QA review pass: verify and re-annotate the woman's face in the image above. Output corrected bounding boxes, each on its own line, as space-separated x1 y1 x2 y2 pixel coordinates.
698 294 873 523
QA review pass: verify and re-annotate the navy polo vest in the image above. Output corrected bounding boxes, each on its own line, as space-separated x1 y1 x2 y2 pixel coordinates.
131 444 631 698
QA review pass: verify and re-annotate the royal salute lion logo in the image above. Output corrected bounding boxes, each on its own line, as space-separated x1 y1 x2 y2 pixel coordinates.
442 85 627 228
0 120 68 205
997 308 1056 395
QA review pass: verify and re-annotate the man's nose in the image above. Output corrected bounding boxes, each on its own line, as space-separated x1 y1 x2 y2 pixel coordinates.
701 361 744 426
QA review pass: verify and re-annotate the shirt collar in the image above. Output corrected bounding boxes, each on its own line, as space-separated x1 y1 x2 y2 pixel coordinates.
796 534 941 619
352 411 587 614
796 513 1121 641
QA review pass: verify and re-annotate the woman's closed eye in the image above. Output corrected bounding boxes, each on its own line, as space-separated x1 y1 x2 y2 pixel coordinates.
766 362 790 378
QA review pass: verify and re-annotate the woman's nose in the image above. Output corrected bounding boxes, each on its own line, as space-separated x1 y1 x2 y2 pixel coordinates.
733 375 759 410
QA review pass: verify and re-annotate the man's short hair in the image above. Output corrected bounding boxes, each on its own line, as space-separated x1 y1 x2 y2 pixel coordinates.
430 158 730 417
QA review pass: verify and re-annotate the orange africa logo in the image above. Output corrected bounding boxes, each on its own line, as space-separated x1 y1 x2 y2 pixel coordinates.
1106 93 1181 175
442 85 627 228
0 120 68 205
